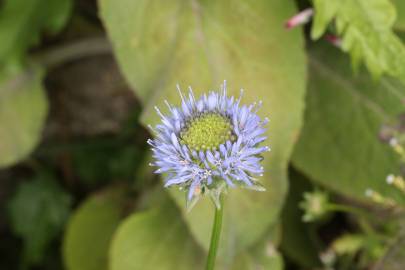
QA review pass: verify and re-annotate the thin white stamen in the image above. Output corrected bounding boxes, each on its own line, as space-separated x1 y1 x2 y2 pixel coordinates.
164 100 172 110
176 84 186 103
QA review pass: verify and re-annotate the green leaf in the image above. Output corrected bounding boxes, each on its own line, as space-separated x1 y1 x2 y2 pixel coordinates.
0 0 72 64
311 0 405 81
63 187 128 270
109 198 204 270
0 65 48 168
8 174 72 265
292 42 405 203
393 0 405 31
100 0 307 262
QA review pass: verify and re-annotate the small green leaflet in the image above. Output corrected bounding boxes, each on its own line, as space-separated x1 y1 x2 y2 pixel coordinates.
311 0 405 81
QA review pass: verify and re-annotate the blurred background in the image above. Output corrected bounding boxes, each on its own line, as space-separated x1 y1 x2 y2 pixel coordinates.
1 0 405 270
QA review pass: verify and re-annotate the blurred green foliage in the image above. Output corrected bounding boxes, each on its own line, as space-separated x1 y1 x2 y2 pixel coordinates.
311 0 405 80
0 0 72 67
0 0 405 270
8 173 71 267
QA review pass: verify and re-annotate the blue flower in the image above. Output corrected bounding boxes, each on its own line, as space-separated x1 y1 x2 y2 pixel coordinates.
148 82 269 207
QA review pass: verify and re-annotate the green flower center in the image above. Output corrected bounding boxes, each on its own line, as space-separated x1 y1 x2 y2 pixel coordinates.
180 113 236 151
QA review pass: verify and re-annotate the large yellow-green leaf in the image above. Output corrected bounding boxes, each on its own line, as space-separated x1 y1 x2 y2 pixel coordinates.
63 188 127 270
109 198 204 270
100 0 306 263
0 66 48 168
292 42 405 203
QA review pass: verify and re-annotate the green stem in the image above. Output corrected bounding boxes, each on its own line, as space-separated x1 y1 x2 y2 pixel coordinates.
205 195 224 270
327 203 374 219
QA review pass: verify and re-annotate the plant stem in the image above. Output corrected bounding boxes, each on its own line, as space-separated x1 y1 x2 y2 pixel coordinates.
33 37 112 68
327 203 374 219
205 194 224 270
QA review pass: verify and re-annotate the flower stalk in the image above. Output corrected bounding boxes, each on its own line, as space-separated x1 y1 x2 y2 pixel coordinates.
205 194 224 270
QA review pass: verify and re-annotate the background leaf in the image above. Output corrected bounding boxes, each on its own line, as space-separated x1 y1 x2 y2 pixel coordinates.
100 0 307 264
63 187 128 270
109 197 204 270
8 173 71 265
0 65 48 168
292 42 405 203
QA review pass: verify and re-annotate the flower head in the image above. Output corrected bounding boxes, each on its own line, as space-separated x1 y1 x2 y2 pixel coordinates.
147 82 269 208
300 190 329 222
